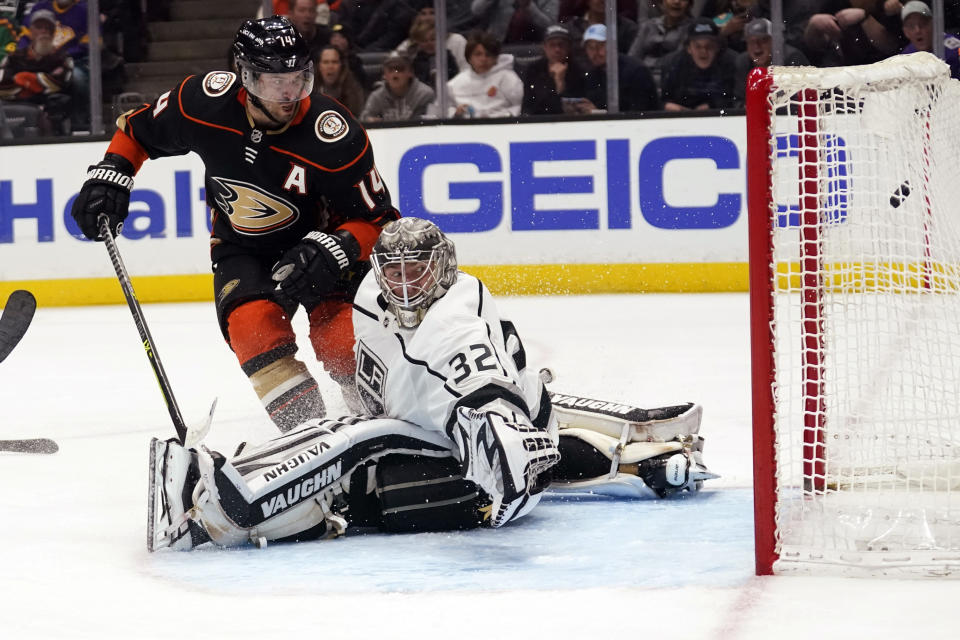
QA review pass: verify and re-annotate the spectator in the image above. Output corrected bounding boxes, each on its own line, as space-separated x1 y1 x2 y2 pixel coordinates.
360 53 435 121
629 0 695 75
20 0 89 60
899 1 960 79
733 18 808 104
392 7 468 73
712 0 750 52
258 0 334 21
328 23 371 91
0 15 18 65
339 0 427 52
20 0 97 131
469 0 558 43
561 0 639 54
736 0 820 58
314 44 365 115
520 23 587 114
444 0 485 33
0 9 73 134
660 17 736 111
573 23 659 113
444 30 524 117
405 13 461 87
288 0 333 60
804 0 901 66
559 0 643 22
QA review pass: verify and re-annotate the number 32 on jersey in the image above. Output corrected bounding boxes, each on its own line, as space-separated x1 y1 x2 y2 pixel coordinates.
449 344 499 385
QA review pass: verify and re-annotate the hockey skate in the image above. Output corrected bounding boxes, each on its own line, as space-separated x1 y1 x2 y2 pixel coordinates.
552 429 719 498
635 434 719 497
147 437 208 552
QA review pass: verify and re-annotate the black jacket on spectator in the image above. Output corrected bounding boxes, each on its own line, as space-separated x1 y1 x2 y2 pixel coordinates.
350 0 428 52
412 48 458 89
810 0 901 67
520 55 587 115
660 48 736 110
583 54 658 113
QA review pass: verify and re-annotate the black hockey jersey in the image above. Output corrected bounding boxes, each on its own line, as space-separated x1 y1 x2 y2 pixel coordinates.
106 70 399 263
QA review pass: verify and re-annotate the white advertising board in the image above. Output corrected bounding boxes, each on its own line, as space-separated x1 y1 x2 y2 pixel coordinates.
0 115 750 300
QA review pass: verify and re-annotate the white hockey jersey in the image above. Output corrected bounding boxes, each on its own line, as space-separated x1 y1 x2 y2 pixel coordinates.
351 270 554 438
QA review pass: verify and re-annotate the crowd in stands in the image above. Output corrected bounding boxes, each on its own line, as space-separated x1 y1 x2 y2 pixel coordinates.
1 0 959 138
267 0 960 124
0 0 146 137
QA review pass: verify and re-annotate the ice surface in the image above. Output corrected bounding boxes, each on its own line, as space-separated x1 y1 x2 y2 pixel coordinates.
1 293 956 638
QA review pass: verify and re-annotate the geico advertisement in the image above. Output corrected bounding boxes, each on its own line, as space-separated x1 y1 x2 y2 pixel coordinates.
0 116 749 281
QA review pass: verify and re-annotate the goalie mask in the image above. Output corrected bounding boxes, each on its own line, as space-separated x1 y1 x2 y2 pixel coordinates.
371 218 458 328
233 16 314 105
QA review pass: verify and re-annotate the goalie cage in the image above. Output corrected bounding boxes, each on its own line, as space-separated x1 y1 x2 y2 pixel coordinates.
747 52 960 578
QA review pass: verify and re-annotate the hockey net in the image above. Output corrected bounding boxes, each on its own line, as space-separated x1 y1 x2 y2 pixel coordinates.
747 52 960 577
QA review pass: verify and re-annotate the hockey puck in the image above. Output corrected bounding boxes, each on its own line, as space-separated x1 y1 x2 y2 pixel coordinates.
890 180 911 208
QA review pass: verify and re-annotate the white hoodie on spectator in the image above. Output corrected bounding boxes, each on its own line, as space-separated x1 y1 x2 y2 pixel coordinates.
445 53 524 118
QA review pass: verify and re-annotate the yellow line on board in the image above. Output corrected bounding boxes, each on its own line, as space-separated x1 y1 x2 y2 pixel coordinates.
0 263 749 307
0 275 215 307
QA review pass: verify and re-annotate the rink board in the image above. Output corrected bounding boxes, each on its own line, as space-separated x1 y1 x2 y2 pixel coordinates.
0 115 750 305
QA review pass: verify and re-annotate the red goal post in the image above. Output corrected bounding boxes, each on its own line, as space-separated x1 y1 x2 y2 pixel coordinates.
747 52 960 577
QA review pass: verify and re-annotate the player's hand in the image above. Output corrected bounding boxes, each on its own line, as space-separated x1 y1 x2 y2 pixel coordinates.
70 154 135 241
271 230 359 301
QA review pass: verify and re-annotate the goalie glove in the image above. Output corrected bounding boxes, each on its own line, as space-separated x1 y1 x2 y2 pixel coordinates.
70 154 135 241
450 406 559 528
271 230 360 304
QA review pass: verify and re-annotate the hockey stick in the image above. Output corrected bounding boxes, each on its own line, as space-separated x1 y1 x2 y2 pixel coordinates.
0 291 60 454
99 215 189 444
0 289 37 363
0 438 59 454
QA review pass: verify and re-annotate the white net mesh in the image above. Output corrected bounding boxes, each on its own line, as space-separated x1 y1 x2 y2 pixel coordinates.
764 53 960 575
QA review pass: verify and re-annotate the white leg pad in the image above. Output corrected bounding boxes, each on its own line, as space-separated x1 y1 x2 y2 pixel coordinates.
551 395 703 443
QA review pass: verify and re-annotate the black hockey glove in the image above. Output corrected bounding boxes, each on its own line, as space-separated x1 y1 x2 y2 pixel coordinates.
70 154 135 241
271 230 360 302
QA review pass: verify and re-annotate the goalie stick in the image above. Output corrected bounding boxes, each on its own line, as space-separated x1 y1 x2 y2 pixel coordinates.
0 289 36 363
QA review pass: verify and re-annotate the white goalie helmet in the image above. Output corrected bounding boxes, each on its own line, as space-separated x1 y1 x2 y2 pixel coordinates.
371 218 458 328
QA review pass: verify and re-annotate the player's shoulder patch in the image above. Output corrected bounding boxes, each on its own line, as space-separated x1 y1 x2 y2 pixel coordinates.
201 71 238 97
945 36 960 50
315 109 350 143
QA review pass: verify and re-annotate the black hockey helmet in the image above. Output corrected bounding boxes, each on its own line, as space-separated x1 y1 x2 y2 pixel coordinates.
233 16 314 103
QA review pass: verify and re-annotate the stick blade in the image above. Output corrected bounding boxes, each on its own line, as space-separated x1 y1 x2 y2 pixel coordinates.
0 290 37 363
0 438 59 454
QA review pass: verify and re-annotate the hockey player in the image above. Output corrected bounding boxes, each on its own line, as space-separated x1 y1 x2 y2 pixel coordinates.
148 218 716 551
353 217 715 502
70 16 399 432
